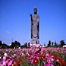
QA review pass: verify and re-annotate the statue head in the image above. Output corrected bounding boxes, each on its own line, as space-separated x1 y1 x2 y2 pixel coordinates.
34 8 37 14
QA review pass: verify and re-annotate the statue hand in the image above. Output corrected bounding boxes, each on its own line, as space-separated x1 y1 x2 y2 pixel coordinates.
30 14 32 17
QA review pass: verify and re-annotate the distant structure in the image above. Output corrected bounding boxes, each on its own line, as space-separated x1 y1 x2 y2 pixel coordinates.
30 8 40 44
28 42 30 48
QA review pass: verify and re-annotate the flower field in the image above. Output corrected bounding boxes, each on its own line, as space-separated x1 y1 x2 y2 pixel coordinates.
0 46 66 66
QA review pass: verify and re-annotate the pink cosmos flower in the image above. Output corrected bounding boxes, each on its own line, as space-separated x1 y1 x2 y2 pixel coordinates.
44 62 54 66
46 53 50 58
47 57 54 63
56 59 59 62
8 60 12 66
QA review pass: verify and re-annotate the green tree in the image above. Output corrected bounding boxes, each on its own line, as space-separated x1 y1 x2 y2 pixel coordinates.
44 43 46 46
11 41 21 48
59 40 65 47
52 42 53 47
0 41 2 44
21 42 27 48
0 41 2 48
47 40 51 47
54 41 58 47
2 43 9 48
24 42 27 48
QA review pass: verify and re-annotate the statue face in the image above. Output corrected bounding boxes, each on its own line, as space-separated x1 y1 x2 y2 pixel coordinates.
34 8 37 14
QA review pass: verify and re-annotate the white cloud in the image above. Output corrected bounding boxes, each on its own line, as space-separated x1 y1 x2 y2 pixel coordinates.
6 31 10 34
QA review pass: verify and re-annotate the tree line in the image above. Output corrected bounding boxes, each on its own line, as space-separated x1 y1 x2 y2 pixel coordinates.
0 40 66 49
0 40 27 49
47 40 66 47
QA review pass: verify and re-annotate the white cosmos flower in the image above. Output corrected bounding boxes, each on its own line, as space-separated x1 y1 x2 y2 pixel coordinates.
0 57 1 59
4 53 7 57
14 54 16 56
22 53 25 56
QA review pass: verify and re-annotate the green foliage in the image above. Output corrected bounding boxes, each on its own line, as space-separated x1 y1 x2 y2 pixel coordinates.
47 50 66 62
21 60 28 66
59 40 65 47
47 40 51 47
53 60 60 66
61 53 66 61
10 41 21 48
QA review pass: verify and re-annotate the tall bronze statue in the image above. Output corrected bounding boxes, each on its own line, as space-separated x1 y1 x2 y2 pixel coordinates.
30 8 40 44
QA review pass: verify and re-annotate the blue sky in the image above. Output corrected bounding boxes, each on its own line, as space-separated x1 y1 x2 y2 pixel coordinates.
0 0 66 45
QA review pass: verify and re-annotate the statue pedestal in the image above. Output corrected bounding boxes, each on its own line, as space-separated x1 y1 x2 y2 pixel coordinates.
30 44 41 47
31 38 39 44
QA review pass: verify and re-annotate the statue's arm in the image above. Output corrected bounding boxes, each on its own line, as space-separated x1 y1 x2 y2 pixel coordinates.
37 15 39 39
30 14 33 21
